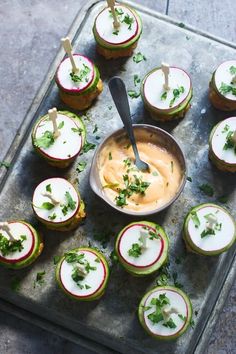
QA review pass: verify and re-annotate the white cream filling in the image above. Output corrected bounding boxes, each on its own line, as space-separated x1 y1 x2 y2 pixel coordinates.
34 113 82 159
32 178 79 223
0 222 33 260
214 60 236 101
95 6 138 44
144 67 191 110
143 289 188 336
57 55 94 91
211 117 236 164
60 250 105 296
119 224 162 267
187 206 235 251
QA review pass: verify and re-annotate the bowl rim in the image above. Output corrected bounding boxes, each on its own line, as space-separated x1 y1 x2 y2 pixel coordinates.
89 124 187 216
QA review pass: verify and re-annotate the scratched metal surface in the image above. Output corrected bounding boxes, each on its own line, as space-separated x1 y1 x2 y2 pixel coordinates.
0 1 235 353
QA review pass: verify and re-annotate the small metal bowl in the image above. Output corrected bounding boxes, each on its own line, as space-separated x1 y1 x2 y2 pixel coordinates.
89 124 187 216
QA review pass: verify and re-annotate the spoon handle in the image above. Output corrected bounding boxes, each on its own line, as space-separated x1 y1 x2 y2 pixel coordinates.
108 77 138 153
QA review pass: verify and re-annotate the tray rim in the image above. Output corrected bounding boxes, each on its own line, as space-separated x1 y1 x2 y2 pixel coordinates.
0 0 236 353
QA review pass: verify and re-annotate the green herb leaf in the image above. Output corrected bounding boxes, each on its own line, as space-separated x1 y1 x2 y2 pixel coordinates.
48 213 57 220
58 121 64 129
161 91 167 100
53 255 60 264
70 64 91 83
187 176 192 182
190 211 200 228
128 90 140 99
85 284 91 289
229 66 236 75
81 142 96 154
34 271 46 288
163 318 177 329
34 131 55 149
0 161 10 168
222 124 230 133
0 234 27 257
134 74 141 86
93 124 98 134
113 29 119 35
65 191 76 211
71 127 83 134
133 52 146 63
128 243 142 257
199 183 214 197
76 161 87 173
46 184 52 193
123 158 132 167
93 231 111 249
178 314 187 321
65 251 85 264
219 82 236 96
223 131 236 152
169 86 185 107
178 22 185 28
71 268 85 288
39 202 55 210
122 14 134 29
201 228 215 238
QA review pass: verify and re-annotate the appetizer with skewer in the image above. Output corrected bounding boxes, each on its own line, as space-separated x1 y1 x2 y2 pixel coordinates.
32 177 85 231
55 37 103 110
183 203 236 256
141 63 193 121
115 221 169 276
138 286 192 340
93 0 142 59
56 247 109 301
32 108 86 168
209 60 236 111
209 116 236 172
0 221 43 269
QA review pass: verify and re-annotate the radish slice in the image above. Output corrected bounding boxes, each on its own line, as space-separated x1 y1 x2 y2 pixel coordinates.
187 205 235 252
95 5 138 45
143 288 189 337
32 178 79 224
0 221 34 263
57 54 94 92
143 67 191 111
118 223 164 268
59 250 106 298
214 60 236 101
34 113 83 160
211 117 236 165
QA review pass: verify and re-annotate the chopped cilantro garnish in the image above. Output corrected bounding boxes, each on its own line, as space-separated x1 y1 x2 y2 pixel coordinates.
76 161 87 173
37 202 55 210
219 82 236 96
169 86 185 107
163 318 177 329
128 90 140 98
222 124 230 133
71 268 85 288
81 141 96 154
65 191 76 210
85 284 91 289
128 243 142 257
93 124 98 134
48 213 57 220
53 255 60 265
0 161 10 168
71 127 83 134
34 131 55 149
201 228 215 238
134 74 141 86
58 121 64 129
113 29 119 35
178 22 185 28
70 64 91 83
190 211 200 228
123 158 132 167
133 52 146 63
178 314 186 321
34 271 46 288
187 176 192 182
46 184 52 193
229 66 236 75
0 234 26 256
199 183 214 197
161 91 167 100
223 130 236 153
65 251 85 264
122 14 134 29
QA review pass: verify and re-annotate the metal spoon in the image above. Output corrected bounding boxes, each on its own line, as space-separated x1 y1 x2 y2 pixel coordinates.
108 76 149 172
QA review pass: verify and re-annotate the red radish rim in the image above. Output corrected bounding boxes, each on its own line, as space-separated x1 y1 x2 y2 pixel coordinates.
32 177 80 225
59 249 107 298
117 223 164 268
95 5 139 46
143 288 189 336
33 115 83 161
0 221 35 264
143 66 192 112
55 54 95 93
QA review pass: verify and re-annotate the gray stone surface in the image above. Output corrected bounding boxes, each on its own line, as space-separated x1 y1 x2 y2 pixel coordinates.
0 1 235 354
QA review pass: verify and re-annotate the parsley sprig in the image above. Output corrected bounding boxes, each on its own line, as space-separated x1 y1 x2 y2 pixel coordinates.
223 130 236 154
128 243 142 257
219 82 236 96
0 233 26 256
169 86 185 107
34 131 55 149
70 64 91 83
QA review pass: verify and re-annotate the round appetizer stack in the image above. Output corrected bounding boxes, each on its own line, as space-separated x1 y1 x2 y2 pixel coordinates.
0 221 43 269
56 247 109 301
138 286 192 340
183 203 236 256
32 110 86 168
209 116 236 172
141 66 192 121
32 177 85 231
55 53 103 110
209 60 236 111
115 221 169 276
93 3 142 59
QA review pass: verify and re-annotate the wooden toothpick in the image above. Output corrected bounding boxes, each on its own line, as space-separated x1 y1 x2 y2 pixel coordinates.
61 37 78 73
48 108 60 138
107 0 120 29
0 222 15 241
41 192 60 205
161 62 170 90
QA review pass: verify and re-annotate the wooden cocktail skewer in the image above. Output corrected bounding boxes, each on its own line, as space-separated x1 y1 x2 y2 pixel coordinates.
48 107 60 138
161 62 170 91
0 222 16 241
41 192 60 205
107 0 120 29
61 37 78 73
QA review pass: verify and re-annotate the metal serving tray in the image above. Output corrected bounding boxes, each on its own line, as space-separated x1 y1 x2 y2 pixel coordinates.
0 1 235 353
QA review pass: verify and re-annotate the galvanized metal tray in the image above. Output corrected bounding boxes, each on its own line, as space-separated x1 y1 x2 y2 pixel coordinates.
0 1 236 353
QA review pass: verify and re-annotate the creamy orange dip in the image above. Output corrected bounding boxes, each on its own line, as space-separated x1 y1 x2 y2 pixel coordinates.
98 134 183 212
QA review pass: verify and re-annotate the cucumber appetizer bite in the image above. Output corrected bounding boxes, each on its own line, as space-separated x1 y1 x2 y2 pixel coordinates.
56 38 103 110
141 64 192 121
56 247 109 301
93 2 142 59
183 203 236 256
115 221 169 276
209 60 236 111
32 177 85 231
138 286 192 340
209 116 236 172
0 221 43 269
32 109 86 168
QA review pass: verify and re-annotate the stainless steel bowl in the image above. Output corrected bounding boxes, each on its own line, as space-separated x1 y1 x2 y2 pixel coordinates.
89 124 187 216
